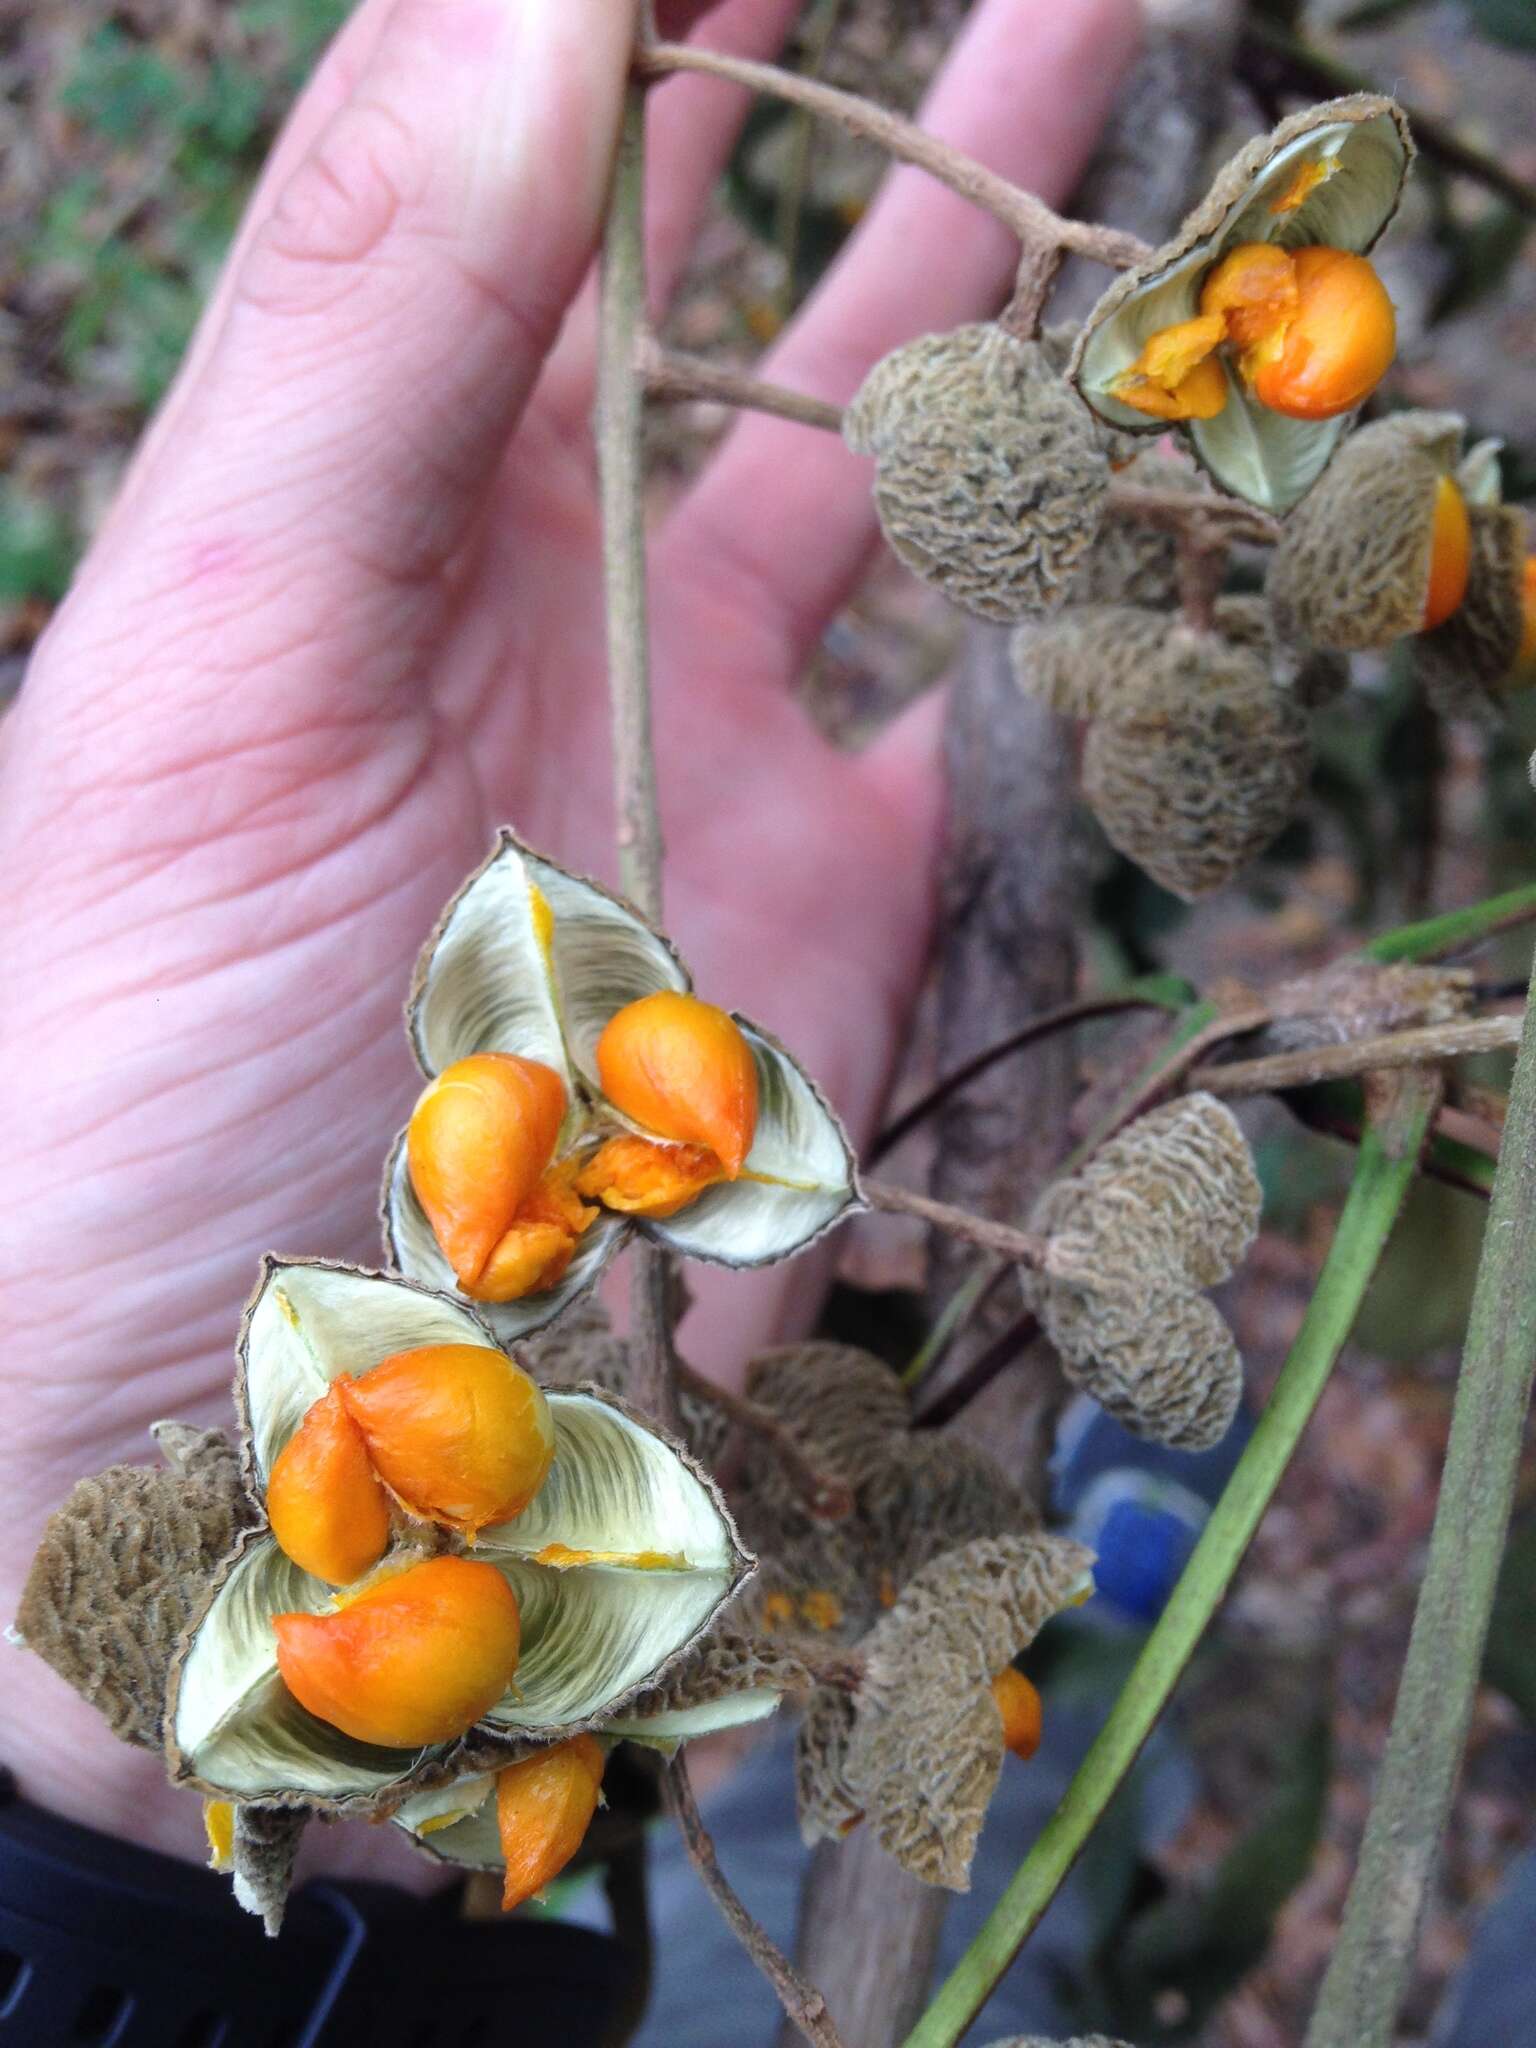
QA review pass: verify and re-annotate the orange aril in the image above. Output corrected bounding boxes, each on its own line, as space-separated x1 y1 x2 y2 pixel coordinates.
1109 314 1229 422
273 1556 521 1748
595 992 758 1178
991 1667 1043 1762
574 1135 725 1219
1515 555 1536 676
337 1344 555 1536
267 1384 391 1586
1199 241 1299 353
1421 475 1472 632
407 1054 567 1292
496 1734 605 1911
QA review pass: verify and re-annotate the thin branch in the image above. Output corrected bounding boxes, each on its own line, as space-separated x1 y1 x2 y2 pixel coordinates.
900 1261 1011 1391
1176 526 1227 635
1192 1013 1522 1099
905 1080 1438 2048
639 339 845 433
861 1179 1046 1267
1087 1003 1271 1149
869 994 1165 1167
596 75 678 1430
639 43 1153 271
678 1361 854 1521
666 1758 847 2048
1103 481 1282 547
1307 962 1536 2047
911 1311 1042 1431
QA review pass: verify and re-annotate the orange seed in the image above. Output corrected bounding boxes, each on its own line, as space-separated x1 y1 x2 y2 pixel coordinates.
991 1667 1043 1762
595 992 759 1177
496 1734 605 1911
1422 474 1472 633
1247 246 1395 422
337 1344 555 1537
273 1556 521 1749
574 1135 726 1219
1109 315 1229 423
267 1384 391 1586
407 1054 567 1291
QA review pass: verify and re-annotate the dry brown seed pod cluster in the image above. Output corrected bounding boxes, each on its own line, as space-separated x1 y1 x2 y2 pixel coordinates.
843 323 1108 623
1070 449 1207 610
796 1533 1093 1889
1026 1095 1262 1451
16 1436 254 1752
1015 598 1338 900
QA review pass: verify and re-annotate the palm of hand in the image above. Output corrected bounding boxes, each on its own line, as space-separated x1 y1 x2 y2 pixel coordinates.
0 0 1135 1861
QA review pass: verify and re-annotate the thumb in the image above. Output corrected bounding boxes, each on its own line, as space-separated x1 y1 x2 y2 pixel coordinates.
101 0 638 598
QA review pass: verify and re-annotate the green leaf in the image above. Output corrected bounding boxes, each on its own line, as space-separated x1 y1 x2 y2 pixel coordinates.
1483 1515 1536 1724
59 26 185 145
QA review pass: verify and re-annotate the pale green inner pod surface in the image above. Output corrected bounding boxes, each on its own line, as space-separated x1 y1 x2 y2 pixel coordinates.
172 1539 422 1801
604 1689 784 1746
529 851 690 1082
409 837 573 1086
397 1794 505 1871
243 1261 494 1487
1077 112 1409 512
382 1132 631 1345
639 1022 858 1267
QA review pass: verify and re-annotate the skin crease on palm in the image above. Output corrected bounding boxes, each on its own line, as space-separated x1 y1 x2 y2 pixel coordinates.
0 0 1140 1876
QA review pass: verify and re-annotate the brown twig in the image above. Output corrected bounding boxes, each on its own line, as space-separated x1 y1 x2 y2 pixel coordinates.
639 43 1153 272
639 339 845 432
1191 1014 1523 1099
678 1361 854 1521
912 1310 1043 1431
861 1179 1047 1266
1100 1005 1272 1139
666 1758 847 2048
1106 480 1282 546
869 995 1161 1167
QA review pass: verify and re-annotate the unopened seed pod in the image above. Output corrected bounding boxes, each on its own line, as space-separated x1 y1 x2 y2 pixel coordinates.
1412 501 1528 720
1070 450 1207 610
843 323 1108 623
1266 413 1469 653
1072 96 1412 512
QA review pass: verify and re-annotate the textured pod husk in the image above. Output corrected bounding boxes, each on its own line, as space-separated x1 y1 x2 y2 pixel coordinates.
1026 1096 1261 1452
1072 96 1413 512
832 1535 1094 1889
603 1627 811 1748
1070 450 1206 610
16 1437 253 1752
795 1685 864 1842
1260 959 1472 1054
1413 502 1528 720
1016 599 1322 900
1266 413 1465 653
862 1434 1032 1585
745 1342 910 1489
843 324 1108 623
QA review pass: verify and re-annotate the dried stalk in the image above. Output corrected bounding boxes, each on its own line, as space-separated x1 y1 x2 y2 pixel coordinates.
639 339 845 432
638 43 1152 272
1192 1013 1522 1099
666 1758 846 2048
911 1311 1043 1431
1103 481 1281 546
861 1179 1046 1268
677 1361 854 1521
595 78 676 1432
1307 966 1536 2046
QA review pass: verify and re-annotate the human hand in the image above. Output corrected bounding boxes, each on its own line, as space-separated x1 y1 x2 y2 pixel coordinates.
0 0 1138 1864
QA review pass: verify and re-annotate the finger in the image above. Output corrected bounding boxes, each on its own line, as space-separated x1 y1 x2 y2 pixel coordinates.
534 0 802 430
655 0 1142 666
90 0 639 624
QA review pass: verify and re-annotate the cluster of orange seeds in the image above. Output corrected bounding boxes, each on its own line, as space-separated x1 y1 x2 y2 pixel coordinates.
407 990 760 1302
266 1342 554 1750
1111 241 1396 426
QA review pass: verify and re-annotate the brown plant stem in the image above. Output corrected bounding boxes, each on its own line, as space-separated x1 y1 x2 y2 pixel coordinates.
1191 1013 1522 1099
677 1361 854 1522
638 43 1152 271
869 995 1162 1167
638 339 845 432
1094 1004 1271 1143
1102 481 1281 546
666 1758 846 2048
596 75 678 1433
911 1311 1043 1431
861 1179 1046 1267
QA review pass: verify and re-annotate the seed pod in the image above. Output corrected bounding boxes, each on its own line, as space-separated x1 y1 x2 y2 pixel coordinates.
603 1629 810 1748
795 1685 864 1844
862 1433 1031 1585
1070 451 1206 610
1073 96 1413 512
16 1451 250 1752
230 1804 309 1937
745 1342 910 1489
1027 1096 1261 1452
843 323 1108 623
1412 502 1528 720
1266 413 1467 653
841 1534 1094 1889
1027 599 1319 901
